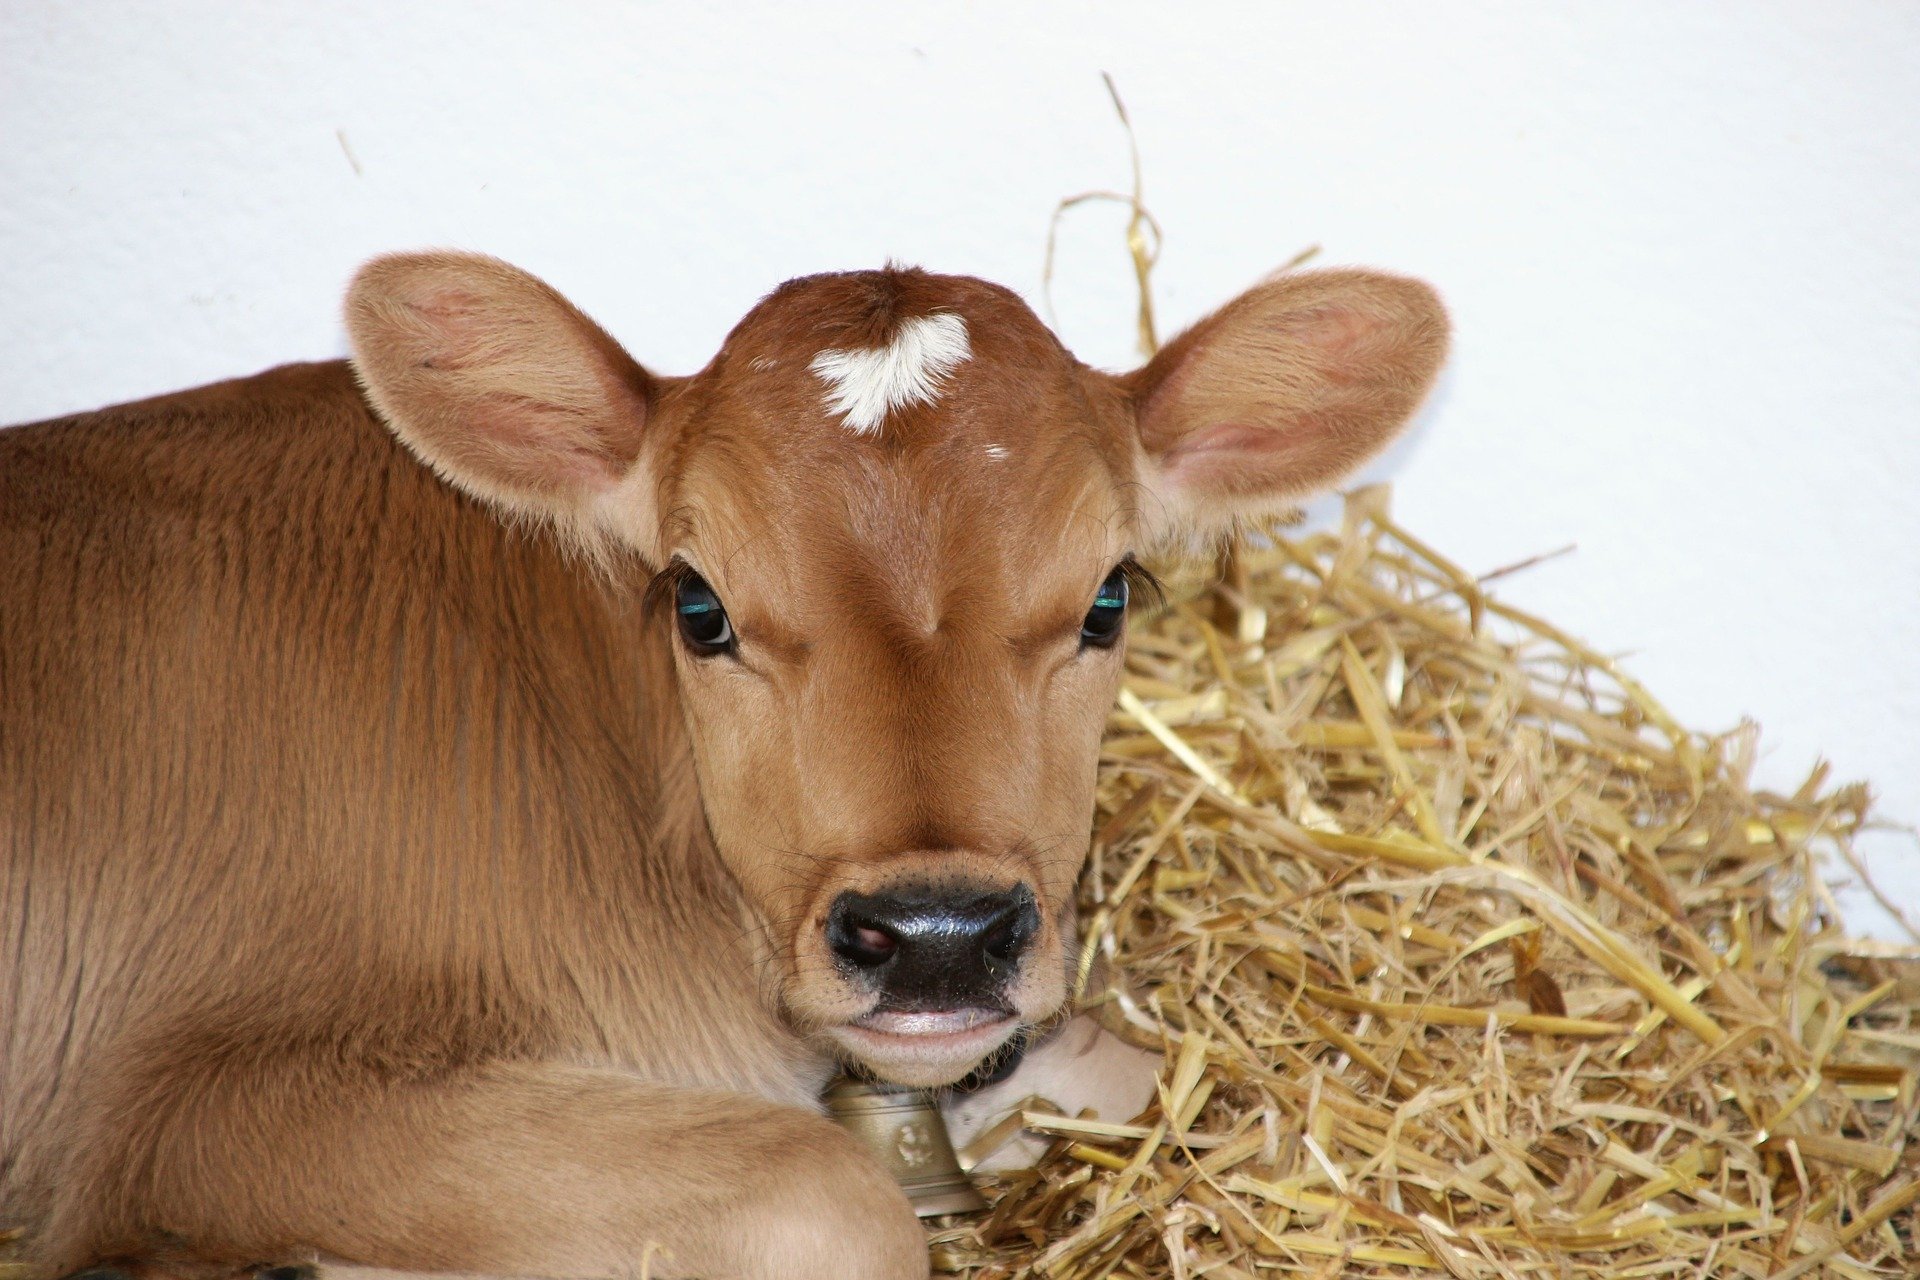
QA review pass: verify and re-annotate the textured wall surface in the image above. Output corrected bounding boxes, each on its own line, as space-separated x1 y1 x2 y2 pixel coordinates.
3 1 1915 935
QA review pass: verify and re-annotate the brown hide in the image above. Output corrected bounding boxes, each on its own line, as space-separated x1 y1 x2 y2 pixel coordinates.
0 363 827 1270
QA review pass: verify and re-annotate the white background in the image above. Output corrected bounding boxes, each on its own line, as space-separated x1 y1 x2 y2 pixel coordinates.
3 2 1915 937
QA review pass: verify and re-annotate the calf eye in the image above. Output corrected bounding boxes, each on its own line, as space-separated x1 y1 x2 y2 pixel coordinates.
1080 565 1129 649
674 570 734 655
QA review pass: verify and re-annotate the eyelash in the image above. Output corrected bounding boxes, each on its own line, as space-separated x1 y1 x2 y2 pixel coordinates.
643 560 700 619
1115 556 1165 611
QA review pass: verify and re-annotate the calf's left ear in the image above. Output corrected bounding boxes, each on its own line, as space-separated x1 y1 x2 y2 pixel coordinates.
1122 268 1448 542
346 251 667 559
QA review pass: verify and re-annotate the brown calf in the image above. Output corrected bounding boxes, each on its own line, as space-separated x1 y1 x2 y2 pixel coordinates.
0 254 1446 1279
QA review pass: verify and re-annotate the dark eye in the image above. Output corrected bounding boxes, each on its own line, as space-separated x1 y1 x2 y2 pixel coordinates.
674 570 734 655
1080 565 1129 649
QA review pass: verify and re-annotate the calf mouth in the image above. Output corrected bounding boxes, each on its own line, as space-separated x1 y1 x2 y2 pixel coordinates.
832 1005 1023 1087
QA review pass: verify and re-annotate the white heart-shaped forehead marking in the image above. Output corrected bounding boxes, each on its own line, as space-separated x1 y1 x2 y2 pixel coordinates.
808 312 972 436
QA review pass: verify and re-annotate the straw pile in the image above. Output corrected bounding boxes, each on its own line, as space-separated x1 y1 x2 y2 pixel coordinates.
932 490 1920 1279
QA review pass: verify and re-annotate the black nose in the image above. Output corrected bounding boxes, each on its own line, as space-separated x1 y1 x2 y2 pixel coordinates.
827 883 1039 1009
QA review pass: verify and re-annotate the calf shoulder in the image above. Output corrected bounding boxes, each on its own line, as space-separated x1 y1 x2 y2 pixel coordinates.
0 363 821 1245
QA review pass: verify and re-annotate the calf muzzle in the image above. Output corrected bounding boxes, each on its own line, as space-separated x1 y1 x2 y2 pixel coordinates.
827 882 1038 1010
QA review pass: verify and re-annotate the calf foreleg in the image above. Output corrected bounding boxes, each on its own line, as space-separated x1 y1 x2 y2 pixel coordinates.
46 1060 926 1280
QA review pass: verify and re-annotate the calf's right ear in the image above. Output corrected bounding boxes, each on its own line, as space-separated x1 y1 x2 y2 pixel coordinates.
345 251 666 560
1121 268 1449 544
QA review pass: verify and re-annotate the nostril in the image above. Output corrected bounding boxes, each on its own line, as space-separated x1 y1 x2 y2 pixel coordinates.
981 930 1017 972
827 894 901 970
848 923 898 966
980 885 1039 972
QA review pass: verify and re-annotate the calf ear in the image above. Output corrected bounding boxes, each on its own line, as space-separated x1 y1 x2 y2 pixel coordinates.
346 251 662 556
1123 269 1448 542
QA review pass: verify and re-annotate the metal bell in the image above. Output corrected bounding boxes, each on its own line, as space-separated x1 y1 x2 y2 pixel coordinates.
824 1076 987 1217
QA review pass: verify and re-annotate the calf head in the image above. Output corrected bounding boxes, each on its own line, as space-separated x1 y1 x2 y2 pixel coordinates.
347 252 1447 1086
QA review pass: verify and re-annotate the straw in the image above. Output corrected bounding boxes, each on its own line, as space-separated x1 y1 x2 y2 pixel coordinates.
931 495 1920 1278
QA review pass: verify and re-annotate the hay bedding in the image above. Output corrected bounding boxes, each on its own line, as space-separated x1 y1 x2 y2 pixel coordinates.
931 491 1920 1279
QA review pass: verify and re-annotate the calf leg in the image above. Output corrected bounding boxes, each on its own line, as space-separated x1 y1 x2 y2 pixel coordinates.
46 1060 926 1280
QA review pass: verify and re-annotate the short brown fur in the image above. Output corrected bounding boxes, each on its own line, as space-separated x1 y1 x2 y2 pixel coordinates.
0 256 1446 1279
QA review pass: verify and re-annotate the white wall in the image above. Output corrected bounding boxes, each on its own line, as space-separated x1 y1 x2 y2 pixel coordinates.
3 1 1915 937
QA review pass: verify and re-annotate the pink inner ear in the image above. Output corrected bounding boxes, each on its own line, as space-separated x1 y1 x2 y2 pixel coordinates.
459 399 626 495
1158 414 1344 498
1282 305 1375 369
1164 420 1301 461
401 288 496 367
387 281 643 499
